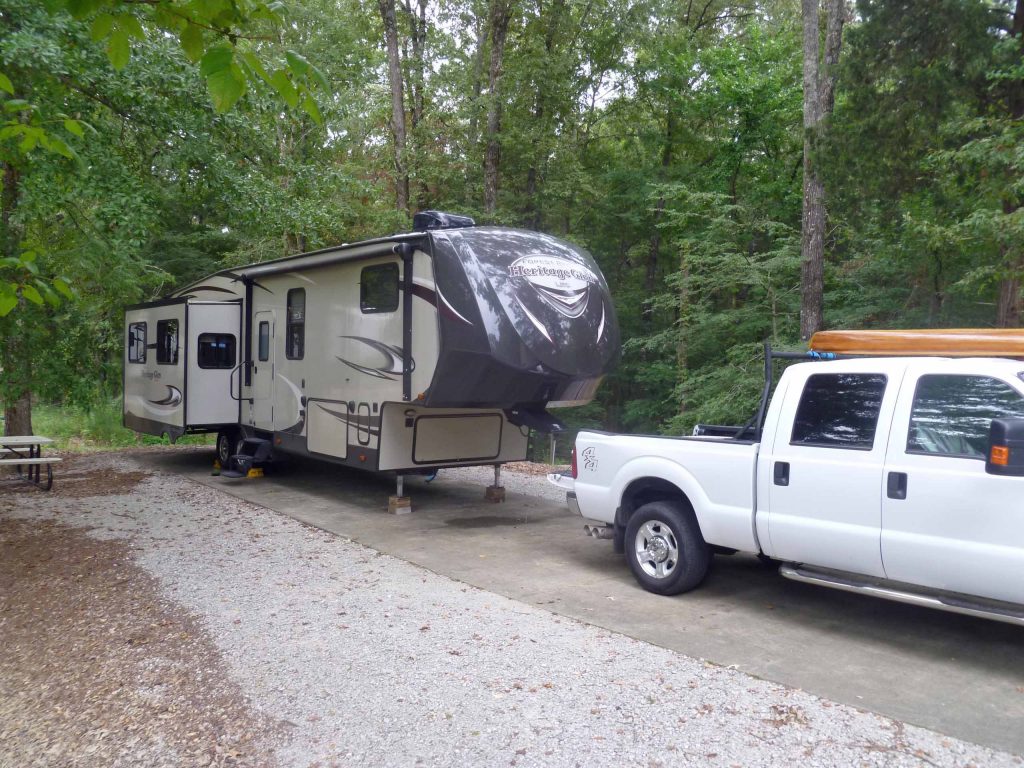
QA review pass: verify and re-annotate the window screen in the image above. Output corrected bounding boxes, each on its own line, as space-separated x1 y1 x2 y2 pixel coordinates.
791 373 887 449
258 321 270 362
360 263 399 313
128 322 147 363
198 333 236 369
907 375 1024 459
286 288 305 360
156 319 179 364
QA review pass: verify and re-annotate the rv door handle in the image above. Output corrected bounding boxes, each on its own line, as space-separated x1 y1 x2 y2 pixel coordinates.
887 471 908 500
773 461 790 486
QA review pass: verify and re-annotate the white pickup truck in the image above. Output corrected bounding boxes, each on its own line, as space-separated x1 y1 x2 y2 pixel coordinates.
560 338 1024 626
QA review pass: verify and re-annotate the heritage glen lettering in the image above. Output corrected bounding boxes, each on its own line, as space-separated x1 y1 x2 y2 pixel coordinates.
509 263 595 282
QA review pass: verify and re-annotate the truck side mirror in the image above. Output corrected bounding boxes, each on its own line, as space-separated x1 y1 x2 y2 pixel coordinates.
986 418 1024 476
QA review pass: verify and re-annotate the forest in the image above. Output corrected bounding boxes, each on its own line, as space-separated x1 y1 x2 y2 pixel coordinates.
1 0 1022 446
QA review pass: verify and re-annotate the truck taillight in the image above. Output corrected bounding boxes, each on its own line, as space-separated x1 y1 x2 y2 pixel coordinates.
571 446 578 478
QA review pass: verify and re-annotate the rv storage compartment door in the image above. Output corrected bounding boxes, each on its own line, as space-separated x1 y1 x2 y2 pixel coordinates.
413 413 502 464
306 399 348 459
377 404 529 470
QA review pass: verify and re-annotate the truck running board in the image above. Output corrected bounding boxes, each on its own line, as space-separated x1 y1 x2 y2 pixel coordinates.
779 564 1024 628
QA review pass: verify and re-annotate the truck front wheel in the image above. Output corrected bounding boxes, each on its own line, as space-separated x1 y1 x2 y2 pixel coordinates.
625 501 711 596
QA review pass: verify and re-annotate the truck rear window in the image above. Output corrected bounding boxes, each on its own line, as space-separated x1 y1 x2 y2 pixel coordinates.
791 373 887 450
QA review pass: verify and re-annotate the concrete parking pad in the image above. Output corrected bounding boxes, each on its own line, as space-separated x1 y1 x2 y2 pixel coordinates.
144 449 1024 756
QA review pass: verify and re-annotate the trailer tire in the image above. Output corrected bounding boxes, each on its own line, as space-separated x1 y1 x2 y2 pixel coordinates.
215 429 238 467
625 500 711 596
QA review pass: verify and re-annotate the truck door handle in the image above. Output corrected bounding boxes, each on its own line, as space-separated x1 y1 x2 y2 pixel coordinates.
773 461 790 486
887 471 908 500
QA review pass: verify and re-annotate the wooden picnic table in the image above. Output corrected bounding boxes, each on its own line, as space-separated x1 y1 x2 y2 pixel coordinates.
0 435 60 491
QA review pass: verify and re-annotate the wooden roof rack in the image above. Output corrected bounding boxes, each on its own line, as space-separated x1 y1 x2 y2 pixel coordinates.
809 329 1024 358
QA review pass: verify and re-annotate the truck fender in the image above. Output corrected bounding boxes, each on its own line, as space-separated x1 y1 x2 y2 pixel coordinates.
610 456 714 538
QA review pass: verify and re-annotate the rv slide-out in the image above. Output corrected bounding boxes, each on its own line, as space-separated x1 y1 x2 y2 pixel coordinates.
123 214 620 474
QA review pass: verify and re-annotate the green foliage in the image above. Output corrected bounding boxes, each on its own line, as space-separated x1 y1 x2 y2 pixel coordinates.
2 0 1022 444
33 399 212 451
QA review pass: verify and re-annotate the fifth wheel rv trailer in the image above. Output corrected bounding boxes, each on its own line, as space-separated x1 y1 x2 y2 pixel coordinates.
124 212 620 478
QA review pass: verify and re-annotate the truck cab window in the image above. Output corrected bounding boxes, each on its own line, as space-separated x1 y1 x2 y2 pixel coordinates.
198 333 236 369
791 373 887 449
360 263 399 313
908 374 1024 459
156 319 179 365
128 322 147 363
286 288 305 359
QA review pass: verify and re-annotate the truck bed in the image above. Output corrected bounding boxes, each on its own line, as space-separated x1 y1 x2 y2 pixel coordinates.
572 430 761 553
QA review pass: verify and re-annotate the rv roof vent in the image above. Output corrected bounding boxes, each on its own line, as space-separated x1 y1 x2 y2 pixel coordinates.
413 210 476 231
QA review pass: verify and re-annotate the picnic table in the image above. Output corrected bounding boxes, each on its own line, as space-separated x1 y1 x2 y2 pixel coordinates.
0 435 61 491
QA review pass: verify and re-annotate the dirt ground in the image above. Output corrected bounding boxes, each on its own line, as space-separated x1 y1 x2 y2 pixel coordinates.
0 460 280 768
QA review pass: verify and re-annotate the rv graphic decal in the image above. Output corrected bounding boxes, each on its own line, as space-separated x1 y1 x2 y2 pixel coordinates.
148 385 182 407
336 337 414 381
515 295 554 343
508 255 598 318
277 375 305 434
183 285 238 296
315 403 382 437
223 271 272 293
408 281 474 326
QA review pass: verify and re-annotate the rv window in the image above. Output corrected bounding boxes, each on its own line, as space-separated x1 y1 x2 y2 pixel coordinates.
360 263 399 313
198 333 236 369
258 321 270 361
128 322 147 363
286 288 305 360
156 319 179 365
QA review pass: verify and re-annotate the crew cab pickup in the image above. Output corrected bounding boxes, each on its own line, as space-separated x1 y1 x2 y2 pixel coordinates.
562 349 1024 625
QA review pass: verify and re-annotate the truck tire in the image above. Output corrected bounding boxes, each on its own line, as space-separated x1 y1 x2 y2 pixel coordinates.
625 500 711 596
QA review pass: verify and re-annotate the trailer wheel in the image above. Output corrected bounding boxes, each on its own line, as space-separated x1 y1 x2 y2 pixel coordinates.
215 429 237 467
625 500 711 596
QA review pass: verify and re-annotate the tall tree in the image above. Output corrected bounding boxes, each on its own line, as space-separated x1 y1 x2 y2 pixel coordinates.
483 0 513 215
799 0 845 339
379 0 410 212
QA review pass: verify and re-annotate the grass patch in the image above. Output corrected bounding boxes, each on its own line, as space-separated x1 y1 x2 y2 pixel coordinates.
29 400 212 453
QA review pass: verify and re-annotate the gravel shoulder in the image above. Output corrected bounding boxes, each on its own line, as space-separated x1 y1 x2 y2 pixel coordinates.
1 451 1020 768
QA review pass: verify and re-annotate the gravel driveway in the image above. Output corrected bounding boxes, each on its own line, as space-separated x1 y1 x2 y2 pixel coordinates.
1 451 1020 767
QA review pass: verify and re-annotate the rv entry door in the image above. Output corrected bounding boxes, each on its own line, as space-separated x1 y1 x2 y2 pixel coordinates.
252 310 275 430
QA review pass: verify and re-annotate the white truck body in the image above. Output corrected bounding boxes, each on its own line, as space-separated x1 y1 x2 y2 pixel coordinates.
569 356 1024 620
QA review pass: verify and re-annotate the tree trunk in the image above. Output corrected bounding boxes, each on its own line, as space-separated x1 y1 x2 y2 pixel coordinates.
677 250 690 418
643 110 675 328
799 0 846 340
379 0 409 213
3 391 32 437
525 0 564 229
1 157 32 437
995 0 1023 327
483 0 513 215
404 0 427 130
403 0 429 208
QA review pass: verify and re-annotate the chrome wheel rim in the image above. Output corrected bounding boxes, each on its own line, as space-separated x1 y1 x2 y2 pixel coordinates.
634 520 679 579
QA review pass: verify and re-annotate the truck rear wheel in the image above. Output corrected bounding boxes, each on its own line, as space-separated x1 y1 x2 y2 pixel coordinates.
625 500 711 596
